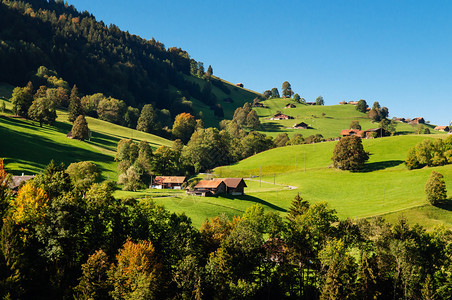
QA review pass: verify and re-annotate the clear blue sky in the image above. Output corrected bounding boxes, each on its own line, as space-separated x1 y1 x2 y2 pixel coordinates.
68 0 452 126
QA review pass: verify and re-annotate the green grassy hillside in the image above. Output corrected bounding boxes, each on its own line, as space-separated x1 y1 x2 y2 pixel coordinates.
0 92 172 179
214 135 452 228
253 98 440 139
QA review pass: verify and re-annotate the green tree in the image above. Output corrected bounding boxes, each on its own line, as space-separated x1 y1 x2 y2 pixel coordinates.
124 106 140 129
172 113 197 144
332 136 369 171
206 65 213 77
66 161 100 194
368 108 381 122
356 99 368 113
293 93 301 103
270 88 280 98
68 85 84 123
349 120 361 130
246 110 260 129
71 115 89 140
28 97 57 127
81 93 104 117
316 95 325 105
11 83 34 117
282 81 294 98
425 171 448 206
137 104 158 133
274 133 290 147
96 98 127 124
1 101 5 113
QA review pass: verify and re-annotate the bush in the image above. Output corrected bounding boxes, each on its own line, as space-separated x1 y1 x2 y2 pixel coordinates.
425 171 448 206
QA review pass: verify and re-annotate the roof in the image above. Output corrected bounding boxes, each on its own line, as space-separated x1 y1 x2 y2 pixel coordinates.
434 126 449 130
194 180 224 189
340 129 363 136
293 122 308 127
214 178 247 188
154 176 186 184
8 175 35 190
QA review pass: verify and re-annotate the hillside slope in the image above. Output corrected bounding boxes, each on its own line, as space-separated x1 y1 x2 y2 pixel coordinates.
254 98 440 138
215 135 452 228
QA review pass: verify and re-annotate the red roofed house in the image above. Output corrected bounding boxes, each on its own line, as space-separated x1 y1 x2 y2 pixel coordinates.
434 126 450 132
153 176 186 189
191 180 226 197
410 117 425 125
270 113 294 120
214 178 247 195
340 129 364 137
341 128 388 138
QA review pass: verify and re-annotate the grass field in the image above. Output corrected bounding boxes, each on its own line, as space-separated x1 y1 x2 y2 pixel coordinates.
253 98 441 139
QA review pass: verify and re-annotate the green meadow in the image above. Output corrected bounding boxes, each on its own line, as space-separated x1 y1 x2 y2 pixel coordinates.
253 98 441 139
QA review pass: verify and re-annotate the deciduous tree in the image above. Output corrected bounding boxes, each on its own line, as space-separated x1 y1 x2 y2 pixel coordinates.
332 136 369 171
28 97 56 127
172 113 197 144
425 171 447 206
71 115 89 140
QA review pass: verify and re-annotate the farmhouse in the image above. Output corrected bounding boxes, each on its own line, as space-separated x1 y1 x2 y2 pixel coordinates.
293 122 309 129
270 113 294 120
285 103 296 109
236 83 244 88
348 101 358 105
339 101 347 105
215 178 247 195
190 180 226 197
410 117 425 125
434 126 450 132
8 174 35 192
153 176 186 189
340 128 388 138
306 102 316 105
394 118 406 123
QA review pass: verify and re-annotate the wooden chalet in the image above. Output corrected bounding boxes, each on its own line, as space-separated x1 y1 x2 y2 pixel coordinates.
410 117 425 125
153 176 186 189
293 122 308 129
339 101 348 105
215 178 247 195
285 103 296 109
270 113 294 120
340 128 388 138
348 101 358 105
306 102 316 105
190 180 226 197
434 126 450 132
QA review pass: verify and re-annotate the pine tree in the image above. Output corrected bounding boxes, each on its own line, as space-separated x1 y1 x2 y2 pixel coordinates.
206 65 213 77
68 85 84 122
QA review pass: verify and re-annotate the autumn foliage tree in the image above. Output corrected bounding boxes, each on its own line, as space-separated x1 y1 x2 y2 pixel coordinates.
172 113 197 144
332 136 369 171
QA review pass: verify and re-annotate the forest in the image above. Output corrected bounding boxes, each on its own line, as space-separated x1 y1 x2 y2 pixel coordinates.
0 159 451 299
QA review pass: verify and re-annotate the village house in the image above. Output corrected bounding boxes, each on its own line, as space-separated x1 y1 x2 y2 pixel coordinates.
190 179 226 197
348 101 358 105
434 126 450 132
152 176 186 189
8 174 35 193
339 101 348 105
270 113 294 120
285 103 296 109
236 83 244 88
410 117 425 125
306 102 316 105
393 117 406 123
188 178 247 197
340 128 388 138
293 122 309 129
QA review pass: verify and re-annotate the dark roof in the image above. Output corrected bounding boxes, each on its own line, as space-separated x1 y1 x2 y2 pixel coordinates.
214 178 247 188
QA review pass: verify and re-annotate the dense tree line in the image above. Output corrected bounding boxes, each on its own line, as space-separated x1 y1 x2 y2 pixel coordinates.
0 0 228 120
405 135 452 169
0 160 450 299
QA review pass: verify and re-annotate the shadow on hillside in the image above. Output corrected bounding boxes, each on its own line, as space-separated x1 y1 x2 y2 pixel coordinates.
217 194 287 212
436 201 452 212
0 119 113 173
362 160 404 172
261 122 287 132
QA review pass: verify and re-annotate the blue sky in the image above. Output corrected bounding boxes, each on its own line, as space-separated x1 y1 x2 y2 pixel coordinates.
68 0 452 126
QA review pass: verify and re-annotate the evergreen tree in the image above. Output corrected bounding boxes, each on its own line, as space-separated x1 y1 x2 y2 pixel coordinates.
68 85 84 122
71 115 89 140
206 65 213 77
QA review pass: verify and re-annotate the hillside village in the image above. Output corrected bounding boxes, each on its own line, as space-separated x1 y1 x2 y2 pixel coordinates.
0 0 452 299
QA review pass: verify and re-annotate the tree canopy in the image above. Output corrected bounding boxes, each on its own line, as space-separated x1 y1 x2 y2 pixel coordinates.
332 136 369 171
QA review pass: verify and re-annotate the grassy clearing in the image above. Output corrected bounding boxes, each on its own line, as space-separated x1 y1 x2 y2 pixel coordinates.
254 99 441 139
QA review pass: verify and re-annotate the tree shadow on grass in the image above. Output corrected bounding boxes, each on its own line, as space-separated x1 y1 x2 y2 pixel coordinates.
215 193 287 212
435 201 452 212
260 122 287 133
361 160 404 172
